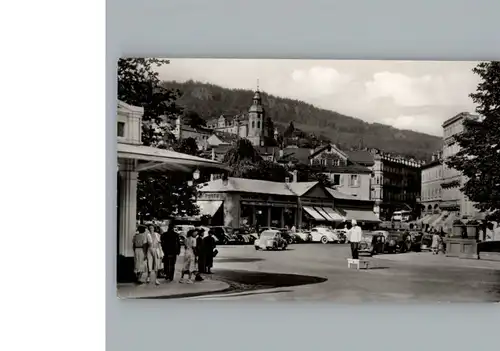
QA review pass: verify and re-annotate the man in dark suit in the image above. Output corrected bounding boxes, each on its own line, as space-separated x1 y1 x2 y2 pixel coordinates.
202 230 217 274
160 220 181 282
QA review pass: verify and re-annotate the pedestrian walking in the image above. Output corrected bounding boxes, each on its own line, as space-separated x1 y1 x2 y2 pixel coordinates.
180 230 196 284
146 224 161 285
203 229 217 274
132 225 149 284
160 220 181 282
195 229 205 281
349 219 362 259
155 225 165 277
431 232 440 254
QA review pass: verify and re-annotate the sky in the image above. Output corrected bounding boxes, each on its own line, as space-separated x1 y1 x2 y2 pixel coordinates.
155 59 481 137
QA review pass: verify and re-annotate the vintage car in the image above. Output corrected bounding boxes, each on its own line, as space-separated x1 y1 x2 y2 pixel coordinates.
420 233 434 251
278 229 295 244
358 232 386 256
386 231 412 253
208 226 235 245
409 231 423 251
254 230 288 250
333 228 348 243
310 227 340 244
233 228 256 244
372 230 390 240
293 230 313 243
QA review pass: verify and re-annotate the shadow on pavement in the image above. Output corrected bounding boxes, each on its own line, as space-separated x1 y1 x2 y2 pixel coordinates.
149 269 327 299
216 258 264 263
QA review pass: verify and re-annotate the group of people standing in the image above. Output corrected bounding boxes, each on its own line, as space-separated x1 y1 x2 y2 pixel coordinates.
132 221 217 285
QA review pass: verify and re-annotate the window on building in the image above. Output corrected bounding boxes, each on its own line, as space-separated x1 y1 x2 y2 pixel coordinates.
257 121 260 129
332 174 341 185
321 159 327 166
349 174 359 187
117 122 125 137
252 121 255 128
333 159 340 166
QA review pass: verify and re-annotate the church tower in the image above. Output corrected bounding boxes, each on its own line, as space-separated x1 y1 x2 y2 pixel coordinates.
247 81 265 146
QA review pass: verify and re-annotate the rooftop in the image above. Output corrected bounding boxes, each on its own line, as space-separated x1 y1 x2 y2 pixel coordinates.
198 177 318 197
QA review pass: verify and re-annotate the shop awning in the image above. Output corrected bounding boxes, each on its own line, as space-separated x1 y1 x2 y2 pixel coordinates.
442 212 458 232
423 213 440 225
303 206 327 221
430 211 448 229
342 209 380 223
322 207 346 221
314 207 335 221
196 200 223 217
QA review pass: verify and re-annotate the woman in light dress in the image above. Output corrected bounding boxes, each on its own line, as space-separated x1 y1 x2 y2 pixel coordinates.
180 229 197 284
132 225 149 284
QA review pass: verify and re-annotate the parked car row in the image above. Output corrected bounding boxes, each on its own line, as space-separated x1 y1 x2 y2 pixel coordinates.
357 230 430 256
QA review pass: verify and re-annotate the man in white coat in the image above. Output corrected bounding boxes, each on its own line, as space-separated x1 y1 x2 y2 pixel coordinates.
349 219 363 259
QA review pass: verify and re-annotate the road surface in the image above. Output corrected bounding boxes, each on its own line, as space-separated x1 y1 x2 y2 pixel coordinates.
189 243 500 302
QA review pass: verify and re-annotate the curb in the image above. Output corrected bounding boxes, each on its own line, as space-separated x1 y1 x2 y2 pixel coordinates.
118 279 231 299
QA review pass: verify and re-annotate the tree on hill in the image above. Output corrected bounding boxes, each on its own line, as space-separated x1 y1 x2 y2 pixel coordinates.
223 139 262 165
284 121 295 137
174 137 199 156
447 61 500 222
183 110 207 128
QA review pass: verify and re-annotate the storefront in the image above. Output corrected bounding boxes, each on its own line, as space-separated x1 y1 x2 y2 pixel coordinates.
198 177 378 229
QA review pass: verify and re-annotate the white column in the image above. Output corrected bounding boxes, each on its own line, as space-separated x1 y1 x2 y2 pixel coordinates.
118 159 138 257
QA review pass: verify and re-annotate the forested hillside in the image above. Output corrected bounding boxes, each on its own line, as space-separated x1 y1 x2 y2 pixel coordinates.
162 80 443 160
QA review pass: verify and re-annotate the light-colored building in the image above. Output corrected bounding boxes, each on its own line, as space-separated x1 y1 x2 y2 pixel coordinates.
441 112 479 219
308 144 372 201
347 149 422 221
420 151 443 215
172 117 213 150
275 144 373 201
206 89 273 147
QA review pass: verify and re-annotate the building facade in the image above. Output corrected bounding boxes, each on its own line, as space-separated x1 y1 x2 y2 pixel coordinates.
172 117 212 150
348 149 422 221
441 112 479 218
206 89 271 147
307 144 372 200
420 152 443 215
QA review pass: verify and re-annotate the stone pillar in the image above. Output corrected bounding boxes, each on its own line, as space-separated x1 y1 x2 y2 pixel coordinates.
223 194 240 228
296 206 303 229
267 207 272 227
118 159 138 258
251 206 256 226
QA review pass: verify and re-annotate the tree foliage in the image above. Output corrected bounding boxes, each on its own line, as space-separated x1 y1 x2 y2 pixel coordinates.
183 110 207 128
117 58 182 148
118 59 199 220
447 61 500 222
